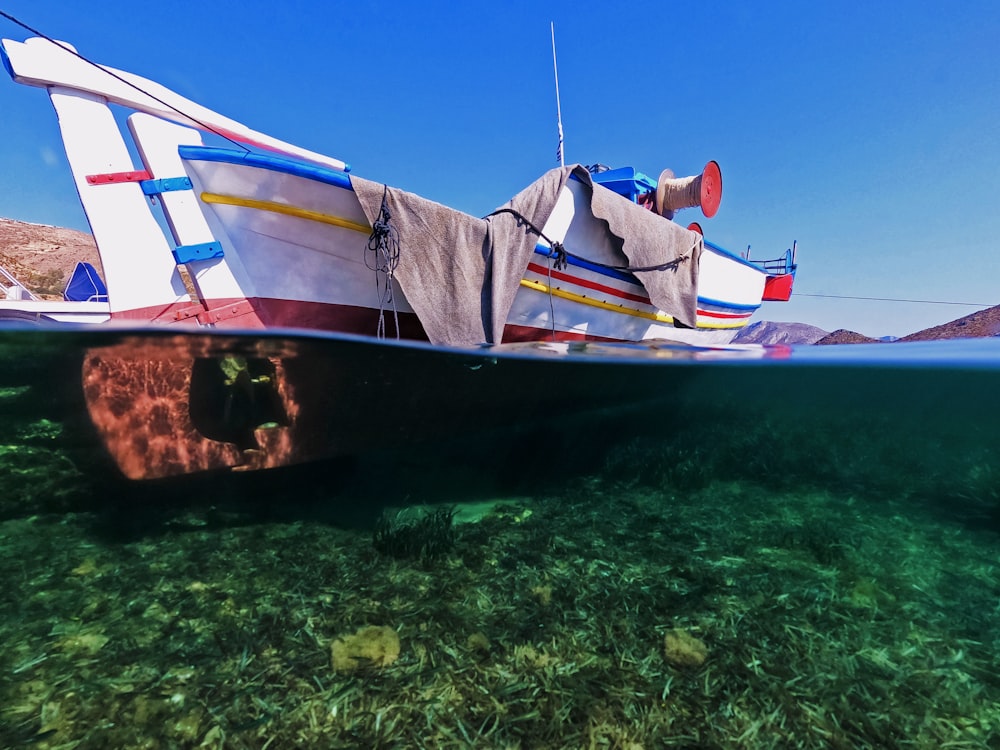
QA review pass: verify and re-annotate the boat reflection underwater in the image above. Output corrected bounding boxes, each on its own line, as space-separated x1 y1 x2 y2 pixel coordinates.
66 328 1000 502
83 343 288 479
81 330 769 480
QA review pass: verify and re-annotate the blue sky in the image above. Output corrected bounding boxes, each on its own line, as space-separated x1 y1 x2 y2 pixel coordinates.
2 1 998 337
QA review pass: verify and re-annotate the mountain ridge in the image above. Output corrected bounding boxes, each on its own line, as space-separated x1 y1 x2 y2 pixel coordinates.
0 217 103 298
733 321 828 345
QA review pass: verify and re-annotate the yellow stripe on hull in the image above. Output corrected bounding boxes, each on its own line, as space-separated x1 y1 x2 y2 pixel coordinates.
193 198 748 332
200 193 371 235
519 279 747 330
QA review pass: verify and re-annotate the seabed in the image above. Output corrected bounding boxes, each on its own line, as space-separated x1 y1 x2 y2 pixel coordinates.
2 455 999 748
2 338 1000 748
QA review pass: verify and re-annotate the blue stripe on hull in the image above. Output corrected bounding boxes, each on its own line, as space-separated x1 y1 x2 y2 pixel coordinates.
179 146 354 192
532 247 762 314
533 245 636 284
698 297 762 313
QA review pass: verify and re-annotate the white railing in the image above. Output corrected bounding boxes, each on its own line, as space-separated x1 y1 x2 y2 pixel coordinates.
0 264 39 300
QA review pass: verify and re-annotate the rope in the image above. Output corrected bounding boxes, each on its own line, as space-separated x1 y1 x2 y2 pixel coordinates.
486 206 691 339
657 174 702 213
485 208 569 339
486 207 562 251
485 206 690 274
365 185 401 339
621 256 690 273
796 293 994 307
0 9 250 154
544 247 562 340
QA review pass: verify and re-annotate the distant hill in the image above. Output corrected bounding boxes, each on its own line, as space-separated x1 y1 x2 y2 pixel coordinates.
897 305 1000 341
0 217 102 299
733 321 828 345
812 306 1000 344
814 329 882 345
744 305 1000 346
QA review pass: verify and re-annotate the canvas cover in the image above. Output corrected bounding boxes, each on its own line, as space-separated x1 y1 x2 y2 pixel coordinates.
350 165 701 347
63 261 109 302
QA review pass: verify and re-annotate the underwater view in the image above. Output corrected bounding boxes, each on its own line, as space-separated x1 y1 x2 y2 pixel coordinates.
2 328 1000 749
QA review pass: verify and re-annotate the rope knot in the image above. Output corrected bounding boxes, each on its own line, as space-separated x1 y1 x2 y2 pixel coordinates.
365 185 401 339
551 242 568 271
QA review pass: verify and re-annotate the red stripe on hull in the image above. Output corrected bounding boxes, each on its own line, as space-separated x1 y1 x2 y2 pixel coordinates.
109 300 254 325
697 309 754 320
256 299 618 344
253 298 429 339
524 262 755 320
525 262 651 305
501 323 623 344
109 297 743 344
112 297 431 338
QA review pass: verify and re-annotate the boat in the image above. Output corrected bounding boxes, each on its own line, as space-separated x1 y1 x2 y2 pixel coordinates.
1 35 796 344
0 256 109 324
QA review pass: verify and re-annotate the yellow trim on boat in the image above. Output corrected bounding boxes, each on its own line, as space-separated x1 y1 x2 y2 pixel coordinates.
519 279 746 330
520 278 676 324
200 193 371 235
191 199 746 331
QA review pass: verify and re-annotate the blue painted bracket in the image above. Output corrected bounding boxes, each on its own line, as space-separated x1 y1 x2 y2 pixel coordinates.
172 242 224 264
140 176 193 195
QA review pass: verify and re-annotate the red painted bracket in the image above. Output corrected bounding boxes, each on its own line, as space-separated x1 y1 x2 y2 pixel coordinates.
200 299 256 324
170 299 257 325
85 170 153 185
170 304 205 322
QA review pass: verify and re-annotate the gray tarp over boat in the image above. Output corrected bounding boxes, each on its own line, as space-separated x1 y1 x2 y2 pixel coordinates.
351 165 702 347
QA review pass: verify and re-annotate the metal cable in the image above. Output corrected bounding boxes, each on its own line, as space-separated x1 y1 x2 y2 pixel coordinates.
0 9 250 153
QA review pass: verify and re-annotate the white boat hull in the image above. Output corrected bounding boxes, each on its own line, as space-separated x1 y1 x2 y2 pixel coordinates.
183 150 769 344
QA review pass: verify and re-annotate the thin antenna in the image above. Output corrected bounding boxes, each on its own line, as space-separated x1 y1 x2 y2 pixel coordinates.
551 22 564 167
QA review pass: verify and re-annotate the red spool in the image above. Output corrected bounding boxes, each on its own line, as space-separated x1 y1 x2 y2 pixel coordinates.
699 160 722 218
